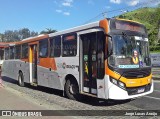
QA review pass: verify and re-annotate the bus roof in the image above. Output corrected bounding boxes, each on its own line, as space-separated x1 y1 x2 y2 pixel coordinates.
115 18 143 25
17 34 49 44
0 42 15 48
49 21 99 37
0 34 49 46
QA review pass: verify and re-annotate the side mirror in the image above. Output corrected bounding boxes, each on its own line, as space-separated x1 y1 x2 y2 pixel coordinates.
108 36 113 56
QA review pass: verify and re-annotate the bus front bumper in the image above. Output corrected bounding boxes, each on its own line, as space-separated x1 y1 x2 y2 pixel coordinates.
108 81 154 100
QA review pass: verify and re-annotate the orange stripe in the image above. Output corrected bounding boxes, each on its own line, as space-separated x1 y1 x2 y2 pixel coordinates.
21 58 29 62
38 58 57 71
21 57 57 71
15 35 49 45
28 41 39 45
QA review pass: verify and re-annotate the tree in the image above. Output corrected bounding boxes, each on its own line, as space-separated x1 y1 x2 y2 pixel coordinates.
0 33 5 42
40 28 57 34
119 15 124 18
3 30 19 42
158 20 160 45
19 28 38 40
0 28 38 42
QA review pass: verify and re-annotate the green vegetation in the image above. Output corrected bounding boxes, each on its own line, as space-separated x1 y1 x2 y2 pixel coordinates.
117 6 160 52
0 28 57 42
0 28 38 42
40 28 57 34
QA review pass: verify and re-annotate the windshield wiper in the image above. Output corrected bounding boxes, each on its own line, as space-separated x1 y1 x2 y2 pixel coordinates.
122 32 129 44
122 32 128 38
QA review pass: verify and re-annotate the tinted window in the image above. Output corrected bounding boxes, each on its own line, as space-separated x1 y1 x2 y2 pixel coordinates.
39 39 48 57
5 48 9 60
62 33 77 57
22 44 28 58
15 45 21 59
50 36 61 57
0 49 4 60
10 46 15 59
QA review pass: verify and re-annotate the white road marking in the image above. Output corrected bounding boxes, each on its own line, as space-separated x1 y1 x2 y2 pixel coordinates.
144 96 160 100
153 80 160 83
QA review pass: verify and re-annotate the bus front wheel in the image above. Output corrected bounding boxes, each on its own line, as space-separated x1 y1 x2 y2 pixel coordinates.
64 79 80 100
18 72 24 87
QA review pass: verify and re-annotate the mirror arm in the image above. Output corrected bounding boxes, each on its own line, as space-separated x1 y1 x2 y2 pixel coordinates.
105 34 112 38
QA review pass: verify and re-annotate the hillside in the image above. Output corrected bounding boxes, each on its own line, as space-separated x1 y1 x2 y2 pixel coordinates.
116 7 160 51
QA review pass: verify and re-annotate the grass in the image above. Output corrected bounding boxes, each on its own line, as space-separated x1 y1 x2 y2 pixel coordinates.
117 7 160 53
150 51 160 53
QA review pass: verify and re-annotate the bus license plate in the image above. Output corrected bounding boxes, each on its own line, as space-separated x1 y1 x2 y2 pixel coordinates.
138 88 145 93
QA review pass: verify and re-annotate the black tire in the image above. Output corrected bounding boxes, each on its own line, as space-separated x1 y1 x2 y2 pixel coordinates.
18 72 25 87
64 79 81 100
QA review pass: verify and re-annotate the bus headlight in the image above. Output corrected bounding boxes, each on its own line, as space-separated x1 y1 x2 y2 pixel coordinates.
110 77 126 90
119 82 125 89
111 78 118 85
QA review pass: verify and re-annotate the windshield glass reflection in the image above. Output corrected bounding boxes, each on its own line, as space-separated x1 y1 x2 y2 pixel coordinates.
108 35 151 68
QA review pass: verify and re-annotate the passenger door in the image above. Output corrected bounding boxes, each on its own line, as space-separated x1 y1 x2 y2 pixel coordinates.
29 44 38 84
80 31 105 95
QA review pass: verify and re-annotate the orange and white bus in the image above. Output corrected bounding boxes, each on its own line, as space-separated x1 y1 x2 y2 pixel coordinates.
2 18 153 100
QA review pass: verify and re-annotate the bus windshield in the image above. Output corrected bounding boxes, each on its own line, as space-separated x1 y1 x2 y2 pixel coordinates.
108 35 151 68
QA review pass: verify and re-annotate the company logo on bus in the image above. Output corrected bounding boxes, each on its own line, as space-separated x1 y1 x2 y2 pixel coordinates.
57 62 79 69
62 62 66 69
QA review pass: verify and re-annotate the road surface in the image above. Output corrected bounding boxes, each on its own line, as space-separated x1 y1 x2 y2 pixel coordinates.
0 86 72 119
127 80 160 110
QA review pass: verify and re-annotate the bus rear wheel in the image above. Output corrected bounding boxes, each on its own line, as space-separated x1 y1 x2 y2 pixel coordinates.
64 79 80 100
18 72 25 87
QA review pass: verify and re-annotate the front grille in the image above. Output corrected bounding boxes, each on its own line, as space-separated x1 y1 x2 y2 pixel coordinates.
126 84 151 95
123 69 151 79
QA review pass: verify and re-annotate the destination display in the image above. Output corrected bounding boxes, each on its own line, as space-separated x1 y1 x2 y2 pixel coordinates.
111 20 146 34
64 35 76 41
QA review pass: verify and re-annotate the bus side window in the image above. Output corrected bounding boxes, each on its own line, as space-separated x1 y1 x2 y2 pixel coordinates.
50 36 61 57
39 39 48 58
22 44 28 59
5 48 9 60
62 33 77 57
15 45 21 59
0 49 4 60
9 46 15 59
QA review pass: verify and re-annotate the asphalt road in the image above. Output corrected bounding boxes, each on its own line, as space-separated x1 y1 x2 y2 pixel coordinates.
127 80 160 110
152 67 160 79
0 67 160 119
128 67 160 110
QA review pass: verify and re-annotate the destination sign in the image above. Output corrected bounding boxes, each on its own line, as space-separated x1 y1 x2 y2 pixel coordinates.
111 19 146 34
64 35 76 41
